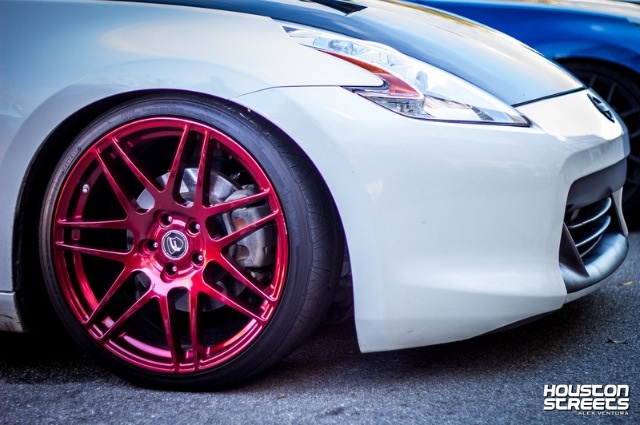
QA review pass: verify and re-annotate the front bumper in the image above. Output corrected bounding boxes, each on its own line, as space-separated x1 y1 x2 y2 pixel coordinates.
234 87 628 353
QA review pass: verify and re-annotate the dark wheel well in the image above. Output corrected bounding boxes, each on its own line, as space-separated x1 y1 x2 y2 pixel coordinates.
13 89 347 332
13 91 146 330
555 58 639 91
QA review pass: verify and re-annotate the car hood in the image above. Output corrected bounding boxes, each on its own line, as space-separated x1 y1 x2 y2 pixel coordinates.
120 0 583 106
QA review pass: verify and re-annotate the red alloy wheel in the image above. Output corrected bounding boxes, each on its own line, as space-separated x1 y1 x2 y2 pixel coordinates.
51 116 288 374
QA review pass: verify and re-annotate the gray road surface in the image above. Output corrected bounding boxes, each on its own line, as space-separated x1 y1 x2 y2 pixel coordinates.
1 233 638 424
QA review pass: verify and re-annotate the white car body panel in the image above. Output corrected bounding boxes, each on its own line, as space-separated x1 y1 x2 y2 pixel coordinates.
234 87 627 351
0 1 380 296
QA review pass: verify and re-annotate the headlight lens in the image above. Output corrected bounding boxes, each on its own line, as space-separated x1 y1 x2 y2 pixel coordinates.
282 24 529 126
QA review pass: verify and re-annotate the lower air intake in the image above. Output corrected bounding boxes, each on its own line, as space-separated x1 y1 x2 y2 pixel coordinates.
559 160 628 293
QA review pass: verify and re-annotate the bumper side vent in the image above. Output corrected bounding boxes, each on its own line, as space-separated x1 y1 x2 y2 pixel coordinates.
559 160 629 294
565 197 611 257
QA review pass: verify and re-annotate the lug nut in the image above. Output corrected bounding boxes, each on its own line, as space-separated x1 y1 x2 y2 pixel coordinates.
166 263 178 276
192 252 204 265
161 214 173 226
189 222 201 234
147 240 158 251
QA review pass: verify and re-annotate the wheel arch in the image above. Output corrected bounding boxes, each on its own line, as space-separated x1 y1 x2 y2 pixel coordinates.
12 89 348 331
12 90 158 330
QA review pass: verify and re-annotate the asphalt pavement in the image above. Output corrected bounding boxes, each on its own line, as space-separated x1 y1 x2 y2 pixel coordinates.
1 233 638 425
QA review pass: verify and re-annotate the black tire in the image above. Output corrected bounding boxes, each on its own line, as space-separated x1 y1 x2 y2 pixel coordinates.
561 61 640 223
39 94 344 389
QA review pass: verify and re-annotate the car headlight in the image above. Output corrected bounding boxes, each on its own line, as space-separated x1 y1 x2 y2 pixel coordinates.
282 23 529 126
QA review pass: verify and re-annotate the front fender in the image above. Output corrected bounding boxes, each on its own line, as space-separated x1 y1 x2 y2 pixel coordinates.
0 0 381 294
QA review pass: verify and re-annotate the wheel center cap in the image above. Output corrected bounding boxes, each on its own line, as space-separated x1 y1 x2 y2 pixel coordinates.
161 230 189 260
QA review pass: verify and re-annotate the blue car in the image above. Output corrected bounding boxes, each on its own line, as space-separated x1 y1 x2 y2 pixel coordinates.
408 0 640 216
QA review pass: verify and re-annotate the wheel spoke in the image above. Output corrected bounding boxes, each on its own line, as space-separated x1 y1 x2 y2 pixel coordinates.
606 82 618 104
85 266 136 326
164 124 191 200
55 241 130 262
110 137 161 198
618 106 640 120
217 254 274 302
93 150 137 216
193 130 212 209
189 292 201 366
56 218 129 230
213 210 280 248
99 290 155 341
158 294 180 370
199 281 264 324
204 190 271 216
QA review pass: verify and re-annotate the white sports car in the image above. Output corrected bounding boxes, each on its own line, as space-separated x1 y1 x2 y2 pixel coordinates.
0 0 629 389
